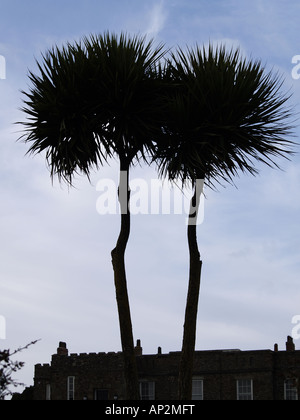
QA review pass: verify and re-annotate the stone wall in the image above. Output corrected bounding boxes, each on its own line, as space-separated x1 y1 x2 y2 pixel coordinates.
33 338 300 400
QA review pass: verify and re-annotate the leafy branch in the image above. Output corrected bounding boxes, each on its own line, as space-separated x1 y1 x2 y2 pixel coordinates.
0 340 39 400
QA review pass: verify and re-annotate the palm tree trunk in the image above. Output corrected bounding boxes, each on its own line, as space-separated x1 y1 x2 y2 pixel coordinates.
111 162 140 400
178 180 203 400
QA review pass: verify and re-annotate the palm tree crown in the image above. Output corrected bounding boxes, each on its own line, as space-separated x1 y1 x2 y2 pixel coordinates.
21 32 165 182
156 45 295 187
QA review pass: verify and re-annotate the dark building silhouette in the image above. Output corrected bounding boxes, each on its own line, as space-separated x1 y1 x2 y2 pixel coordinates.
33 337 300 400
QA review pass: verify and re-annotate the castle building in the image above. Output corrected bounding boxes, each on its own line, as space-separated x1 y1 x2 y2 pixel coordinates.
33 337 299 400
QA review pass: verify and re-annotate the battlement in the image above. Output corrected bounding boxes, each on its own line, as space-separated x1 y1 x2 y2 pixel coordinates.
33 337 300 400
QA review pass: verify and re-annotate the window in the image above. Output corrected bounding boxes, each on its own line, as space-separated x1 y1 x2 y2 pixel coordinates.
140 381 155 400
284 379 298 400
237 379 253 400
46 384 51 401
192 378 204 400
67 376 75 401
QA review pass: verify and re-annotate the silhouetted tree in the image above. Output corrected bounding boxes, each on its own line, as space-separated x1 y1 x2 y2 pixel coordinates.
20 32 165 400
0 341 37 400
156 44 295 399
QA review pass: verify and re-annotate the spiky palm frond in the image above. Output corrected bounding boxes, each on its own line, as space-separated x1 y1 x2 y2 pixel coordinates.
20 43 107 183
156 44 296 188
84 32 166 164
20 32 166 183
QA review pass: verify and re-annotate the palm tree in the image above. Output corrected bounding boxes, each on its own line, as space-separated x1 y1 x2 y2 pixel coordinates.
20 32 165 400
156 44 295 399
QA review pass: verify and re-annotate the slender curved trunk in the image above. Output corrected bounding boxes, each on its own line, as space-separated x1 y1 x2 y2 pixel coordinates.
178 180 203 400
111 161 140 400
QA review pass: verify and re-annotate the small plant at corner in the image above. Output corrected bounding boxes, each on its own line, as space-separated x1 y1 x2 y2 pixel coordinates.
0 340 38 400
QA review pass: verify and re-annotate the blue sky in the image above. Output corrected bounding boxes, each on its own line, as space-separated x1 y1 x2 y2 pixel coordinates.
1 0 300 392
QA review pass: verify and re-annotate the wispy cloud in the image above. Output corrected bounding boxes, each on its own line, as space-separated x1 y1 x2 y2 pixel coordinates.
145 1 167 37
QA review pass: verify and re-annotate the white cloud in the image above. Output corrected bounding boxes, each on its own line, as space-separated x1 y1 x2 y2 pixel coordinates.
145 1 167 37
